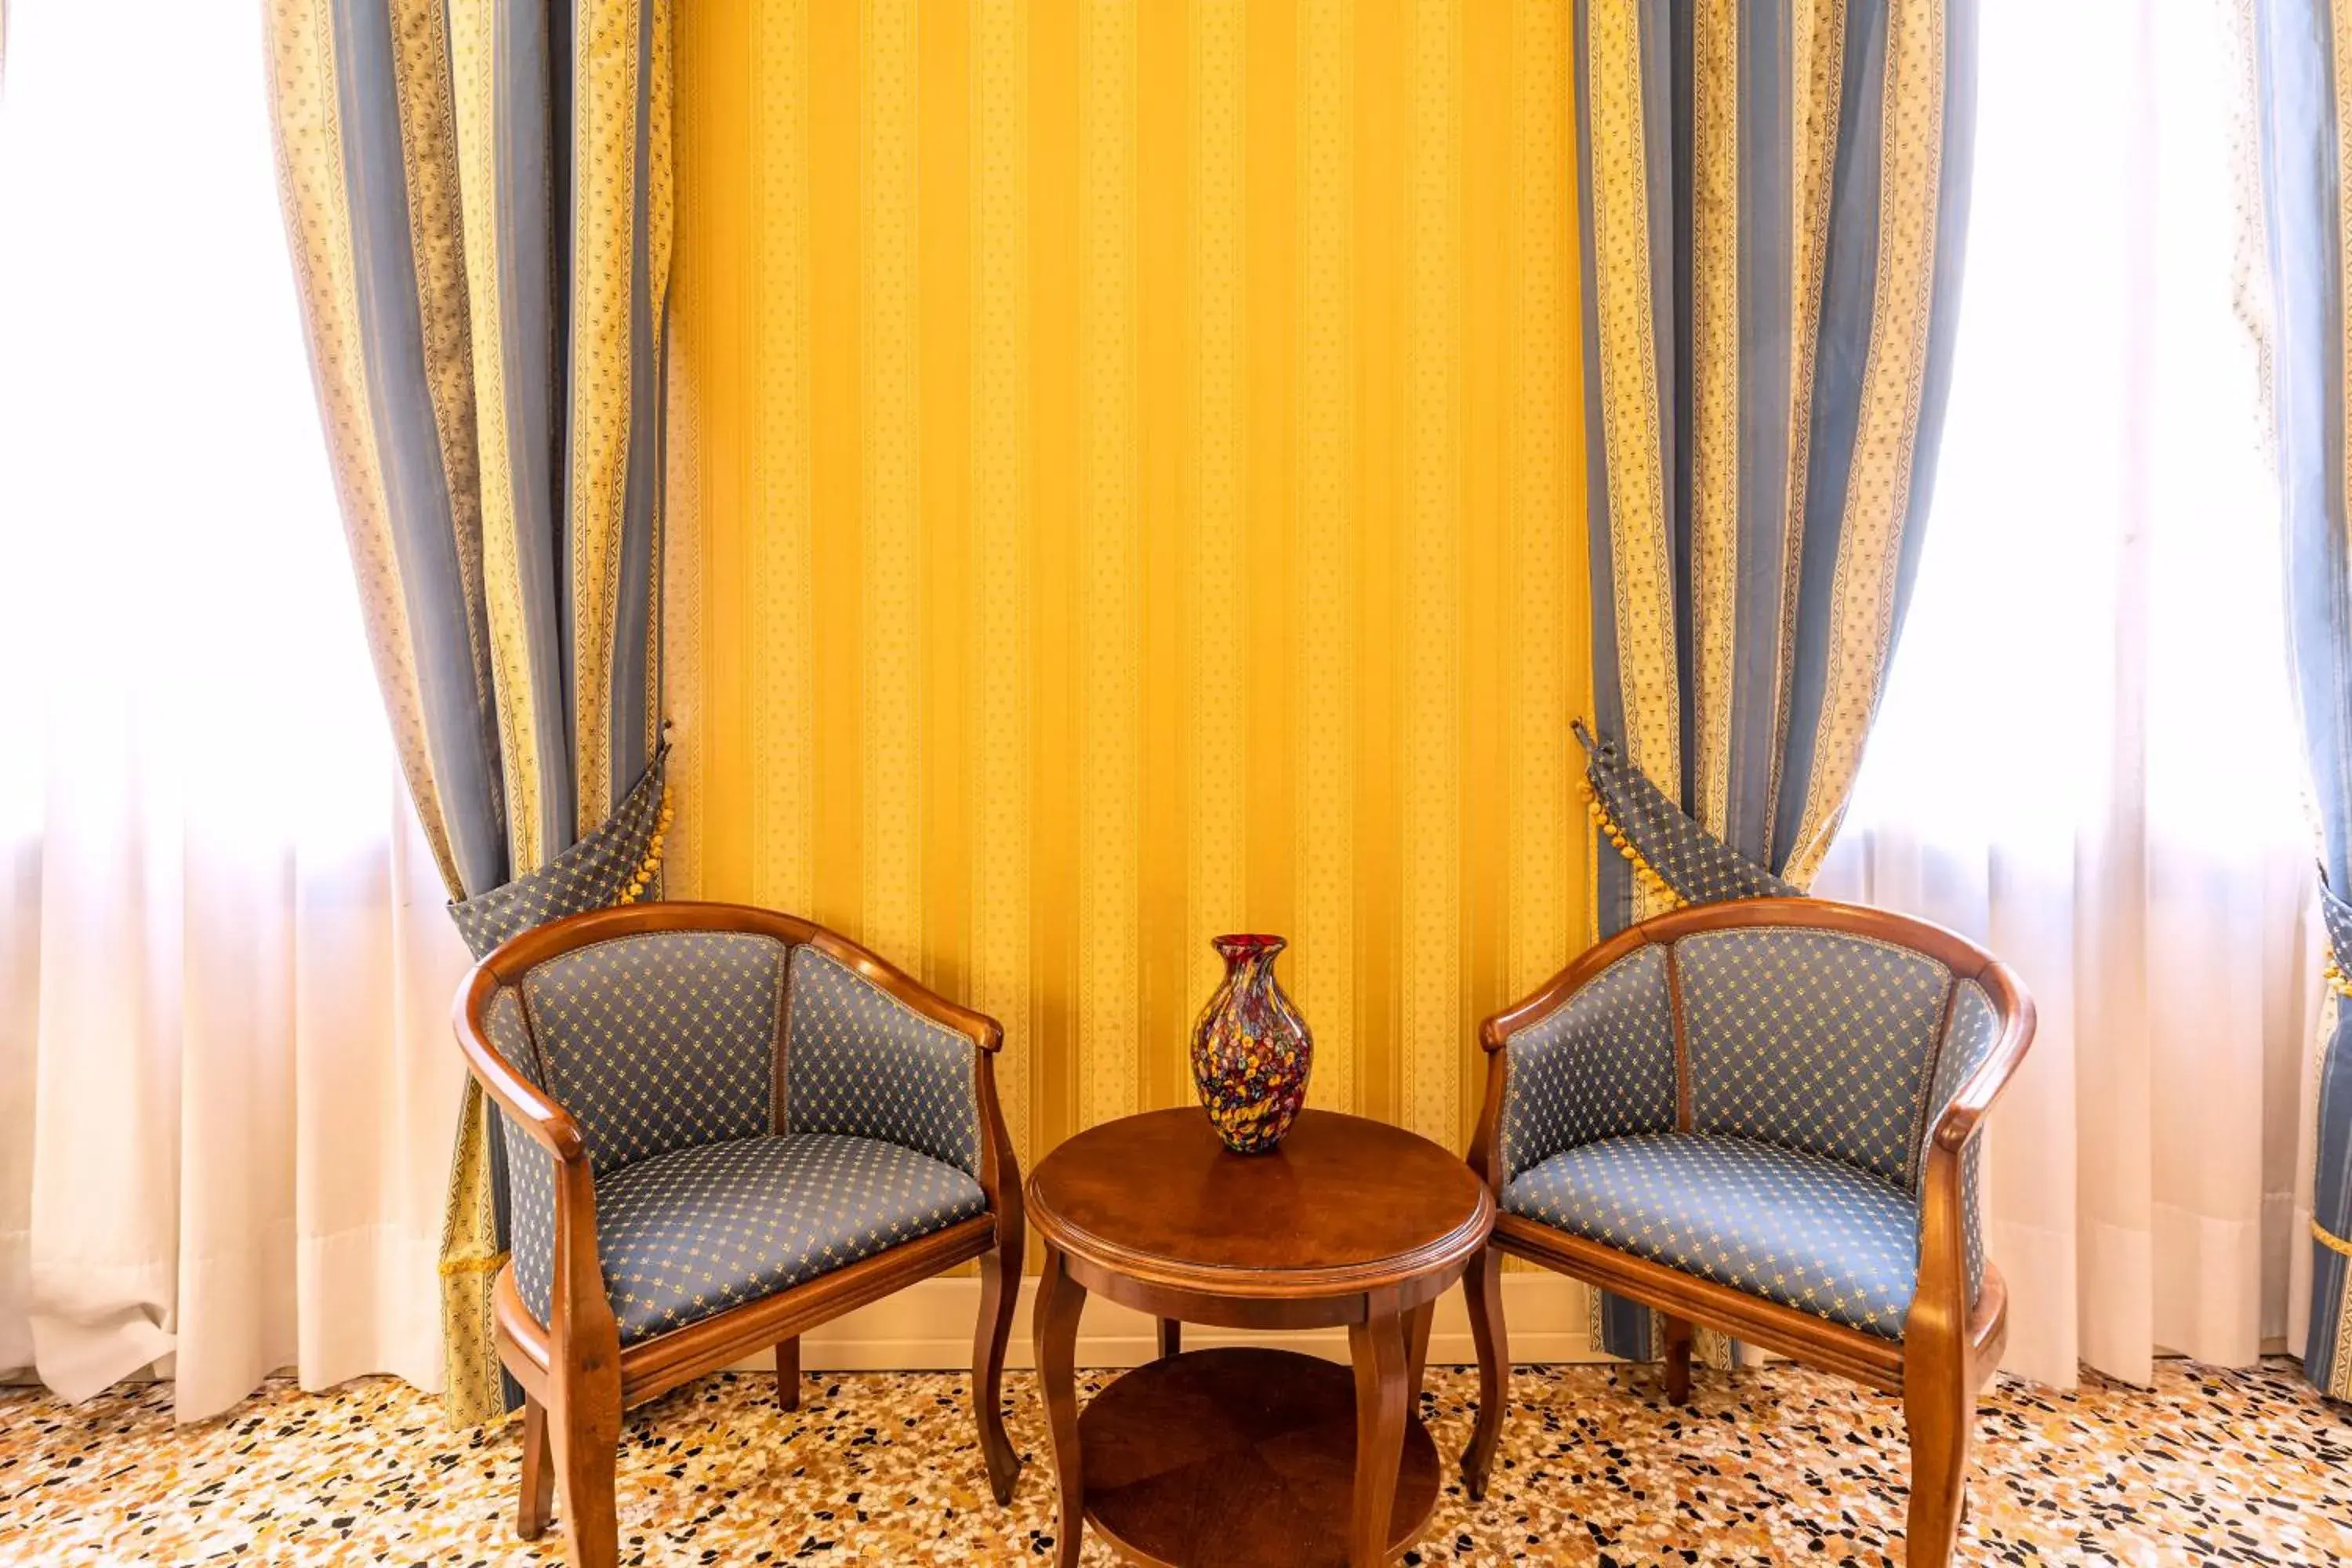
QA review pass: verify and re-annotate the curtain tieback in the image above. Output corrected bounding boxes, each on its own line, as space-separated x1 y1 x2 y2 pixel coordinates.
1579 774 1686 913
2318 874 2352 1000
438 1249 513 1278
2313 1219 2352 1261
1573 721 1800 909
2321 949 2352 1000
617 785 674 905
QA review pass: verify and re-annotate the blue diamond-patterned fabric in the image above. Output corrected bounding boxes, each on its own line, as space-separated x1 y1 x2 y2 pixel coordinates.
1675 927 1950 1187
783 946 982 1178
1499 946 1679 1182
448 748 668 960
1922 978 2002 1299
1504 1131 1921 1339
593 1133 985 1345
481 985 559 1325
1576 724 1800 906
522 932 786 1174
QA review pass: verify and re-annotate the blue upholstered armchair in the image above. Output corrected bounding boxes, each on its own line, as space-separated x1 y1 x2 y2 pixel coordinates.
453 902 1024 1568
1457 898 2033 1568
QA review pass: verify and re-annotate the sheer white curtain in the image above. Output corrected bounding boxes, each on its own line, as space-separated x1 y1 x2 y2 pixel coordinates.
1817 0 2317 1388
0 0 470 1418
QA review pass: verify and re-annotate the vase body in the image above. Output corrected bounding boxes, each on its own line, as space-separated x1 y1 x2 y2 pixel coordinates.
1190 935 1314 1154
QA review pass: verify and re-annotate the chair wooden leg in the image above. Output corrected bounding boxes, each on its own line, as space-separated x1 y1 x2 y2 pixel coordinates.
775 1335 801 1411
1460 1242 1508 1501
550 1377 622 1568
517 1396 555 1541
1661 1313 1693 1406
1156 1317 1181 1361
974 1225 1024 1504
1901 1353 1974 1568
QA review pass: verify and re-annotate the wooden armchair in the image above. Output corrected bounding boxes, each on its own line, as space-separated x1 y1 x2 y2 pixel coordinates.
1457 898 2034 1568
452 901 1024 1568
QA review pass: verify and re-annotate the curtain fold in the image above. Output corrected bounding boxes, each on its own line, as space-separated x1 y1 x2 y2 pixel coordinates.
1817 0 2314 1390
0 0 475 1421
2252 0 2352 1401
265 0 673 1427
1574 0 1976 1360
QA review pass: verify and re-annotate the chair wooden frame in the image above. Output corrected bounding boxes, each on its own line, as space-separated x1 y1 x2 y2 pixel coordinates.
452 901 1025 1568
1456 897 2034 1568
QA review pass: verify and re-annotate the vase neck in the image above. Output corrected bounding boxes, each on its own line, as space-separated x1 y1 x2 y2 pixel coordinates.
1212 934 1285 978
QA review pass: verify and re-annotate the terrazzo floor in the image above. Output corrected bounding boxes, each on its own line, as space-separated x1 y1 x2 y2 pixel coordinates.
0 1357 2345 1565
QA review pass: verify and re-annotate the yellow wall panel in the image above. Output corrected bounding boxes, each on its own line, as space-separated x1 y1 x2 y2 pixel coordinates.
1189 0 1249 1086
752 0 813 917
920 0 975 1002
862 0 925 967
969 0 1035 1168
1296 0 1353 1114
1076 0 1142 1132
667 0 1592 1179
1398 0 1461 1149
1507 0 1585 998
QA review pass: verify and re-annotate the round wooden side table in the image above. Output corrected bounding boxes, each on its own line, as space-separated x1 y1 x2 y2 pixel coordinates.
1026 1107 1495 1568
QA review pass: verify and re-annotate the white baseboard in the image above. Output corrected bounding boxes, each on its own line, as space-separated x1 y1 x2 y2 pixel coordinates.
0 1276 1607 1391
749 1272 1603 1374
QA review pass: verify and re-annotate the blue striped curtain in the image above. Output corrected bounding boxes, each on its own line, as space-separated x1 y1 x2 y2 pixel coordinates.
264 0 673 1425
2251 0 2352 1400
1575 0 1976 1360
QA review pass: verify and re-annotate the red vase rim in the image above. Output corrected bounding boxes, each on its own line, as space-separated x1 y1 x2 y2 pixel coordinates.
1211 932 1287 956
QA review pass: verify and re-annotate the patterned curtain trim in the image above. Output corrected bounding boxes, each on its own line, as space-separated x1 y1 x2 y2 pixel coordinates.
1576 722 1801 911
2317 870 2352 993
2311 872 2352 1392
434 1080 511 1428
2249 0 2352 1402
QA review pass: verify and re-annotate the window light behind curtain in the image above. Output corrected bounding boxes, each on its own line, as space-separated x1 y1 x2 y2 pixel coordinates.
0 0 470 1417
1817 0 2317 1388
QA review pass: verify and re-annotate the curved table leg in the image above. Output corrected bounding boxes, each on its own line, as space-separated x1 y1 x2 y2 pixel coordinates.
1347 1307 1411 1568
1405 1300 1435 1406
1034 1244 1089 1568
1461 1242 1508 1500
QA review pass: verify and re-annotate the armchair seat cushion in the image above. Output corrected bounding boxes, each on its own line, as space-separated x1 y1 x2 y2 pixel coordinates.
1501 1132 1918 1340
593 1133 988 1345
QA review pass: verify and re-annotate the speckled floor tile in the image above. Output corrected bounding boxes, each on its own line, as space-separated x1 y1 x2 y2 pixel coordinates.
1 1358 2345 1565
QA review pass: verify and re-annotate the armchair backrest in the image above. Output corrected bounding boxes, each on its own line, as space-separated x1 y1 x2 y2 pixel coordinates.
1492 898 2027 1202
518 931 787 1174
1496 945 1679 1180
1673 925 1950 1187
462 902 992 1182
782 943 982 1176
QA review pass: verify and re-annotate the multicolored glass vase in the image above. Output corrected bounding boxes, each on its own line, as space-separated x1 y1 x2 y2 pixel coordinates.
1190 934 1313 1154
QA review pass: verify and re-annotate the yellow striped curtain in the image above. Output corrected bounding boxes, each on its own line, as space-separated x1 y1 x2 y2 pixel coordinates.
264 0 673 1426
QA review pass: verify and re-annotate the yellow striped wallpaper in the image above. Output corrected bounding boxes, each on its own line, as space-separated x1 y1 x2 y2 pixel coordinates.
664 0 1592 1183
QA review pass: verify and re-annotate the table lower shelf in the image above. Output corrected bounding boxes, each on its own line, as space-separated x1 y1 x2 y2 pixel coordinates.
1075 1345 1439 1568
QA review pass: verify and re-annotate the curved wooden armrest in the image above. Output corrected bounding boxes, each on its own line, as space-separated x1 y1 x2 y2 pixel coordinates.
1930 960 2036 1153
800 929 1007 1054
1478 924 1657 1053
452 967 589 1165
